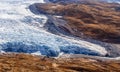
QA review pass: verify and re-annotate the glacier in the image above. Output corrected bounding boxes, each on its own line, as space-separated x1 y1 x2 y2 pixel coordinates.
0 0 108 57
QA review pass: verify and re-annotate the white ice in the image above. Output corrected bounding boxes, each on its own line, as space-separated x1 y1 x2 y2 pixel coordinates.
0 0 107 57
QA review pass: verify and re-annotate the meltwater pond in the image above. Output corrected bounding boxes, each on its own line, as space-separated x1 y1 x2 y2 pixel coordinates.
0 0 107 57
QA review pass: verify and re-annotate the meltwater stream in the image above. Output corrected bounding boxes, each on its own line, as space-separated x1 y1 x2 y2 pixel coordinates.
0 0 107 57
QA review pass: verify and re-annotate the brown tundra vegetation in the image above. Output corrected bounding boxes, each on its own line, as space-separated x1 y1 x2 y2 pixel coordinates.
35 2 120 43
0 53 120 72
1 1 120 72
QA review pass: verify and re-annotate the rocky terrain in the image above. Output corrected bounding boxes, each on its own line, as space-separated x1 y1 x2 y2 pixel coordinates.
0 0 120 72
48 0 120 4
35 1 120 43
0 0 110 57
0 53 120 72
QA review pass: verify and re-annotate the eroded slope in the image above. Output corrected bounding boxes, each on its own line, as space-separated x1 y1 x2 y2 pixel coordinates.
35 2 120 43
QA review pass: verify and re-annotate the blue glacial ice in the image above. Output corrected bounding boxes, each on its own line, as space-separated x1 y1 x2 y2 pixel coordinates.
0 0 107 57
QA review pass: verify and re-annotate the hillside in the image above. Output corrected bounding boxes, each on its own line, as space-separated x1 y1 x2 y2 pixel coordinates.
0 0 120 72
48 0 120 3
35 1 120 43
0 53 120 72
0 0 112 57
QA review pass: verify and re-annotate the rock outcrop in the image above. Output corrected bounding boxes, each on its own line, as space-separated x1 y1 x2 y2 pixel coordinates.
35 1 120 43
